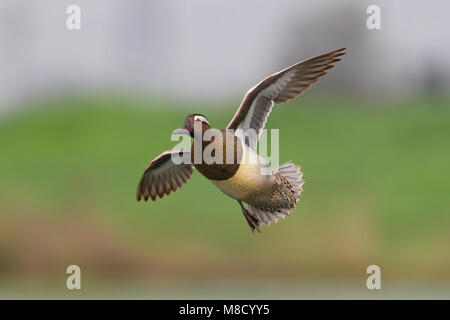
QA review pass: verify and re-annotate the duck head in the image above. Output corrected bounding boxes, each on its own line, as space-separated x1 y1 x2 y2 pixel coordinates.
172 114 211 138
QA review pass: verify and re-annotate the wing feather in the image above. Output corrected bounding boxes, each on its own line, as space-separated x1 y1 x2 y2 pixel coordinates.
137 149 193 202
227 48 346 149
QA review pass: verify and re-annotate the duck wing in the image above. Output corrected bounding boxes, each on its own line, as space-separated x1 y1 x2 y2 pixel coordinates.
137 149 193 201
226 48 346 150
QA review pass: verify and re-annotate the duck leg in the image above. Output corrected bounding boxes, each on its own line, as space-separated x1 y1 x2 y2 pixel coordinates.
237 200 260 233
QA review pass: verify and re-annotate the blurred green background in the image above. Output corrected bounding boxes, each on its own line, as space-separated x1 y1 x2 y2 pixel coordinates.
1 94 449 298
1 0 450 299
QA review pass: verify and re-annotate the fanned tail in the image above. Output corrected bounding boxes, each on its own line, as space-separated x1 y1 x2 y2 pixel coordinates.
247 162 304 230
274 162 304 197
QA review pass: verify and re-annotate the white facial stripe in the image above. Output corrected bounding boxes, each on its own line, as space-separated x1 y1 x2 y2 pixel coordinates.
194 115 209 124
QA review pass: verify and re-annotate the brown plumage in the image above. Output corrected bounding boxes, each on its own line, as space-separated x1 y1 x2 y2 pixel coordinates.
192 129 243 181
136 149 193 201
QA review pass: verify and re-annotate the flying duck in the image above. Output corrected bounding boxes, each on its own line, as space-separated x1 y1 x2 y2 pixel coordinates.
137 48 346 232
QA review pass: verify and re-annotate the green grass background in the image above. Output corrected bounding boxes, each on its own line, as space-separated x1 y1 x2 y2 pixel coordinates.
0 94 449 298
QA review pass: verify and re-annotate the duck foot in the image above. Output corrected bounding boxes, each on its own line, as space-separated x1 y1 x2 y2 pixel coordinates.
237 200 260 233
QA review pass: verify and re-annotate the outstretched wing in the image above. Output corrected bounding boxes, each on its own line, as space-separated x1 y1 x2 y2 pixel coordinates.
227 48 346 149
137 149 193 201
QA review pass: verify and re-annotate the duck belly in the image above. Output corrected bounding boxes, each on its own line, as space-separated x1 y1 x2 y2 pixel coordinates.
210 146 272 202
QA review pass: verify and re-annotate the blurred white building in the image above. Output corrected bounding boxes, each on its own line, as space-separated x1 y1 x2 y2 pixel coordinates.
0 0 449 111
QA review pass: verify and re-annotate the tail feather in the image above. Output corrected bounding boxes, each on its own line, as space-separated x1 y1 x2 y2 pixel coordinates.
275 162 304 194
247 162 304 229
